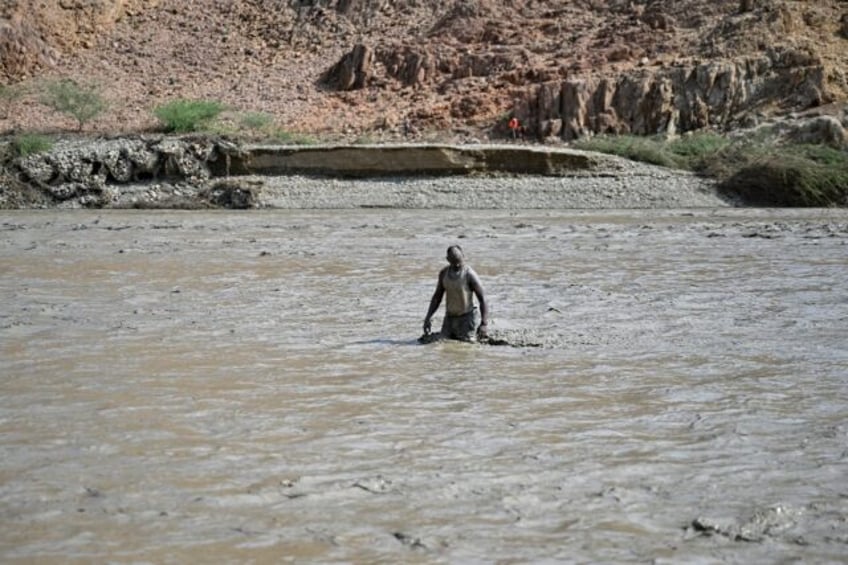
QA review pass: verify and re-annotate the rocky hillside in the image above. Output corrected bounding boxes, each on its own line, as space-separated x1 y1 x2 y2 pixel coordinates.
1 0 846 142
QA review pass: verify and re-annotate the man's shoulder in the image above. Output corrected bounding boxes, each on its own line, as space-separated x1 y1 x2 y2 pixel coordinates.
466 266 484 287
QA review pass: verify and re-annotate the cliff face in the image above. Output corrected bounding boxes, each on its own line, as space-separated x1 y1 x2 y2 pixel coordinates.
528 51 829 140
1 0 846 140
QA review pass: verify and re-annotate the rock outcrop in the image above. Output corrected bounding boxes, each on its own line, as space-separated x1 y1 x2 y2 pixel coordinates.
318 0 847 140
8 136 226 207
524 50 829 140
323 44 375 91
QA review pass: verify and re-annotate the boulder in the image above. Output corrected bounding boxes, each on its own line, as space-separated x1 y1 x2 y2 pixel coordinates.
203 179 257 209
322 44 374 90
786 115 847 147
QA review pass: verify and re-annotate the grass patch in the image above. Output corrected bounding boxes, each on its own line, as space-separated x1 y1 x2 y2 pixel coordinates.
667 132 731 168
573 132 730 170
574 132 847 207
718 145 848 206
573 135 677 168
239 111 274 133
194 117 317 145
269 128 317 145
352 133 377 145
10 134 54 157
154 99 226 133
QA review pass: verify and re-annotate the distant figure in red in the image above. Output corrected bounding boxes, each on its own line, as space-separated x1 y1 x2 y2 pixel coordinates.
508 116 520 140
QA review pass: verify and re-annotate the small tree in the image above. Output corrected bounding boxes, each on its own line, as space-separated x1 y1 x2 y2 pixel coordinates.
154 99 226 133
40 79 107 130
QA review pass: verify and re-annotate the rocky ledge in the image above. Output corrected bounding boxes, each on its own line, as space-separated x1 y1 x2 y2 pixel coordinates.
1 135 733 210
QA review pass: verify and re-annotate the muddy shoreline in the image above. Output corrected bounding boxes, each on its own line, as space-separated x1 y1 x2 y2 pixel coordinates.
2 136 734 209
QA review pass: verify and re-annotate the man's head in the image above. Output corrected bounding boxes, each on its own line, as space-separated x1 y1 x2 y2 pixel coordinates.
446 245 464 267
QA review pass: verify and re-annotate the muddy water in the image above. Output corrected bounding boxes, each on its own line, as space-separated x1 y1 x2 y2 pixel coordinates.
1 209 847 563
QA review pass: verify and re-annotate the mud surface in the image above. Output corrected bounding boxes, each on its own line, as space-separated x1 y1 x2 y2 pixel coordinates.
1 208 847 562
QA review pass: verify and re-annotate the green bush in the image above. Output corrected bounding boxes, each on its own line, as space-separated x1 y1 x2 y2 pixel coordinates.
573 132 732 170
719 145 848 206
574 131 848 206
11 134 53 157
667 132 731 169
40 79 107 130
154 99 226 133
573 135 677 168
795 143 848 167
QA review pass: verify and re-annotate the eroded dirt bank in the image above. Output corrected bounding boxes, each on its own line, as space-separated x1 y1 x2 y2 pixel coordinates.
1 136 731 209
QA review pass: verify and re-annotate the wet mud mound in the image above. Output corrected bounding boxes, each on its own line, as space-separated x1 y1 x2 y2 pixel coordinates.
418 329 549 348
686 501 848 546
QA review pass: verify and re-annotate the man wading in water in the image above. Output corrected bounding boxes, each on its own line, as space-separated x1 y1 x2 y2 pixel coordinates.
422 245 489 342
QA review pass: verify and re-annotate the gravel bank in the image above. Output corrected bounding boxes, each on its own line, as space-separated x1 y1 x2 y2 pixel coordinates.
105 166 732 210
253 162 732 209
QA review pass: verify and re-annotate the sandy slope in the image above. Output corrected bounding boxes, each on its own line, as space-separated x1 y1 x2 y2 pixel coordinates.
2 1 846 141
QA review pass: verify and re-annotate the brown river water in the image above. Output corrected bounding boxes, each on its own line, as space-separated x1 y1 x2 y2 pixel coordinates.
1 208 847 563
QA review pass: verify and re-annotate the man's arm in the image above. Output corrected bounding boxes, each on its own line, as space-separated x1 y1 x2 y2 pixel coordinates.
423 269 446 334
469 270 488 337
